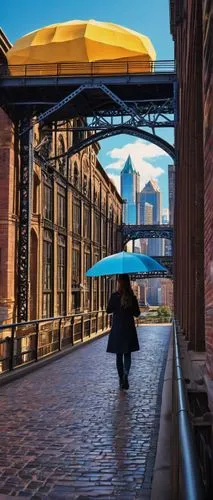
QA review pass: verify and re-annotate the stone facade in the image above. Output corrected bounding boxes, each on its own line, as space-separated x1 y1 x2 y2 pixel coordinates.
0 112 122 324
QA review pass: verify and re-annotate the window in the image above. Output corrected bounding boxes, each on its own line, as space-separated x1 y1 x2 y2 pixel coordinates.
57 235 66 315
57 134 66 176
33 172 39 214
57 185 66 227
72 243 81 287
43 230 53 318
101 277 106 310
93 279 98 311
83 205 90 239
72 290 81 312
84 251 91 310
43 182 53 221
93 253 99 311
73 163 80 188
94 212 100 243
102 218 107 247
73 198 81 234
72 243 81 312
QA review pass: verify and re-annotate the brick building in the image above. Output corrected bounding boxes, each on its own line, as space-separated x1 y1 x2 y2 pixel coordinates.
170 0 213 402
0 108 122 324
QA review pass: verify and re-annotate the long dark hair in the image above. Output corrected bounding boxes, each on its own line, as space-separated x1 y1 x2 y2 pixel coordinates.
117 274 134 309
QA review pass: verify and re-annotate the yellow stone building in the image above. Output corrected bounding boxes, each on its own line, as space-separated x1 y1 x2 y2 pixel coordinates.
30 120 123 321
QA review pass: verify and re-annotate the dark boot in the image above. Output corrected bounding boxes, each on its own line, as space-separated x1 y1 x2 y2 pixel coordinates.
119 377 124 389
123 374 129 390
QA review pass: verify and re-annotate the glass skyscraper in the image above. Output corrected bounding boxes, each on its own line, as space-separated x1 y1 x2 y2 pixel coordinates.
121 155 140 224
140 179 162 256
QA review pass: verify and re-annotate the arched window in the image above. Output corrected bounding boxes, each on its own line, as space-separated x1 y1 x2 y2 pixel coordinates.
57 235 66 315
33 172 40 214
72 119 85 145
73 162 79 188
43 230 53 318
57 134 66 176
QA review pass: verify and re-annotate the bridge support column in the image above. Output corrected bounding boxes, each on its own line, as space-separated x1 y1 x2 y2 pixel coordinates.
17 120 33 322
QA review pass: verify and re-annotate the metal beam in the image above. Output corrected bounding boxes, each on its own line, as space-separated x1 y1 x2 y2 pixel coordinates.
18 119 33 321
0 73 176 88
121 224 174 246
47 125 175 162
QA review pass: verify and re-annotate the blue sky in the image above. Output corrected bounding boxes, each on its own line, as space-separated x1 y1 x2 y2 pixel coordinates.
2 0 174 208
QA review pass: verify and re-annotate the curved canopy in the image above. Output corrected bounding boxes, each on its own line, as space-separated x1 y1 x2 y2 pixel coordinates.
7 19 156 69
86 251 167 277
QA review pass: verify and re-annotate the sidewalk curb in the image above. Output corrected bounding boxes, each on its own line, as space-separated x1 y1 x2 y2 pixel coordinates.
151 330 173 500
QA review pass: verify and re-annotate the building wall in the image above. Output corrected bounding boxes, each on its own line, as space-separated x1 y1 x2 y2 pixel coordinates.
0 114 123 323
203 0 213 378
0 110 16 323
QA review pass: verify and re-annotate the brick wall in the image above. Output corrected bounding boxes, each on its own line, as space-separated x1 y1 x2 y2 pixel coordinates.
173 0 205 350
0 109 17 323
203 0 213 377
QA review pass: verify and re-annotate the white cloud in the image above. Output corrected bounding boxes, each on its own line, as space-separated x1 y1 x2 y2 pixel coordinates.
105 138 167 189
108 139 168 160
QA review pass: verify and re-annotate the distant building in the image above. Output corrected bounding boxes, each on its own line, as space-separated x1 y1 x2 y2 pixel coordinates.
162 208 169 224
162 210 172 256
168 165 175 225
140 180 162 256
159 279 173 310
121 155 140 225
140 202 153 254
139 180 163 305
140 179 162 225
143 202 153 225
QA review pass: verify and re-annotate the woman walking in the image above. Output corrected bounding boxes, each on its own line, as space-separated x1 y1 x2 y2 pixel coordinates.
106 274 140 390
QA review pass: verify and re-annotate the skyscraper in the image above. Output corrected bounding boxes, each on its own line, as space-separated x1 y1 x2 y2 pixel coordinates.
140 179 162 256
168 164 175 225
140 202 153 254
121 155 140 225
140 179 162 225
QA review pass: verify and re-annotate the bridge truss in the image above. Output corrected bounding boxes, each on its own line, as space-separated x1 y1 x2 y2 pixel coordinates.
0 61 176 320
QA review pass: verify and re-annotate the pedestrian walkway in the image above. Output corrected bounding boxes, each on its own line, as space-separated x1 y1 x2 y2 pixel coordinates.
0 325 170 499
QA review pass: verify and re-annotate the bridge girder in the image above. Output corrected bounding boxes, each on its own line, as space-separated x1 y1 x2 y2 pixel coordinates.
0 65 176 318
121 224 174 246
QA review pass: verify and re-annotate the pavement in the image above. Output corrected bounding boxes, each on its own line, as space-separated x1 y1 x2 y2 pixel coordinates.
0 325 170 499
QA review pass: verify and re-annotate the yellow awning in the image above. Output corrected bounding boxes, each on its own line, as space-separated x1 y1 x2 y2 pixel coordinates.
7 20 156 72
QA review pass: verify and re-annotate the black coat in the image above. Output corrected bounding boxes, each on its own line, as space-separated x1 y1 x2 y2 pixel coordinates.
106 292 140 354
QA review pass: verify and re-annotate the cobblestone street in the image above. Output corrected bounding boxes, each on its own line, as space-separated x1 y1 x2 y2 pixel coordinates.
0 325 170 499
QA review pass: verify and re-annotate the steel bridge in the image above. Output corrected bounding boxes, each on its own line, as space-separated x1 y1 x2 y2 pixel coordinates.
121 224 173 246
0 59 176 320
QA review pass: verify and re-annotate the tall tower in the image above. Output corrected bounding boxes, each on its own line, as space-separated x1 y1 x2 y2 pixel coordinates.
120 155 140 224
140 179 162 225
140 179 162 256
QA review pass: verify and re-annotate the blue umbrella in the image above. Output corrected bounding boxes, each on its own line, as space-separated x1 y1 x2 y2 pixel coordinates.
86 251 168 277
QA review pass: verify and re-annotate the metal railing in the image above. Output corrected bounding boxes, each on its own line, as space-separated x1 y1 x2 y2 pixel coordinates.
0 60 175 78
172 320 205 499
0 310 111 375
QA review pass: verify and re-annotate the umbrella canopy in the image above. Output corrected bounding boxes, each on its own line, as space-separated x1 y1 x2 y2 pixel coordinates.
86 251 167 277
7 19 156 67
